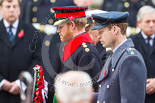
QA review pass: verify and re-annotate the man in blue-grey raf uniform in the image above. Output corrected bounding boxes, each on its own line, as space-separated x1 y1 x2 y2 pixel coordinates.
92 12 147 103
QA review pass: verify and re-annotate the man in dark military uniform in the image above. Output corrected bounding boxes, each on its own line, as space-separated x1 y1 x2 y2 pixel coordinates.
130 6 155 103
20 1 75 103
85 10 108 65
92 11 147 103
52 6 102 92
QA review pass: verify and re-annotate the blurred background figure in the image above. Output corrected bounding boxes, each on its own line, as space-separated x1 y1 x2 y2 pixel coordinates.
73 0 93 9
0 0 41 103
101 0 155 36
130 5 155 103
54 71 94 103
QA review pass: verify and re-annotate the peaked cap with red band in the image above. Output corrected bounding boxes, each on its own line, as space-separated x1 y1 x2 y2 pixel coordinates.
52 6 88 26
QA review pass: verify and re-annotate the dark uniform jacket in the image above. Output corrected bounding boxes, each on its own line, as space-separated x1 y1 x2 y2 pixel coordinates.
0 20 41 103
130 32 155 103
62 32 102 92
95 39 147 103
96 42 106 65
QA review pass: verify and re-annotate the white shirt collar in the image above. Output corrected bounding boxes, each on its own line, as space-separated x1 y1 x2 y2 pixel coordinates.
141 31 155 39
3 19 19 29
113 39 127 53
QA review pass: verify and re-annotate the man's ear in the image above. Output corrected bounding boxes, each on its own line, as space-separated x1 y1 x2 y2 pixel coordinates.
70 21 76 30
137 20 141 28
0 7 2 15
112 26 119 35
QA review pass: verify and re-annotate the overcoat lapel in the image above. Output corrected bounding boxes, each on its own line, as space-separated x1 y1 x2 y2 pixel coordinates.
0 20 12 48
12 21 24 47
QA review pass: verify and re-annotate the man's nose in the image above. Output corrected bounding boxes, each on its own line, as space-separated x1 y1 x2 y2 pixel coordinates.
97 35 100 40
57 28 60 33
9 6 15 12
149 21 154 27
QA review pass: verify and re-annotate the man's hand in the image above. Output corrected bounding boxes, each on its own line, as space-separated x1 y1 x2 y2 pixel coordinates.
9 81 20 95
146 78 155 95
2 80 12 92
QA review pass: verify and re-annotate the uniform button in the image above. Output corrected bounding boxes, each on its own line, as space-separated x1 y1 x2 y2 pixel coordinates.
33 0 38 2
40 25 45 32
50 9 55 13
99 84 101 88
85 48 90 52
124 2 130 8
112 68 114 72
97 101 100 103
32 6 37 12
82 42 86 45
32 17 37 23
141 1 145 6
103 101 106 103
48 19 54 24
50 0 56 3
131 27 136 35
45 40 50 46
107 85 110 89
83 44 87 48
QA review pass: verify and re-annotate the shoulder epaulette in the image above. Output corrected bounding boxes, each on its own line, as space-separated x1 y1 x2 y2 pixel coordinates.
127 48 137 55
82 42 90 52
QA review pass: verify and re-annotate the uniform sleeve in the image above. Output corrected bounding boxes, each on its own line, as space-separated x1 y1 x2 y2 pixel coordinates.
27 32 42 76
78 53 102 92
119 55 147 103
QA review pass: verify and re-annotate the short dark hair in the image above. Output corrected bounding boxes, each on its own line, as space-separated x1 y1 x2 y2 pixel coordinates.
107 23 128 35
66 18 87 31
0 0 21 6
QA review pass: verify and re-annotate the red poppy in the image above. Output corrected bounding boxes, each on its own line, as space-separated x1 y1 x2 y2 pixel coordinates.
18 29 24 38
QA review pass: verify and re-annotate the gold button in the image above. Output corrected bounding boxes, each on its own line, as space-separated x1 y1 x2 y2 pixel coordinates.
103 101 106 103
33 0 38 2
107 85 110 89
112 68 115 72
131 27 136 35
83 44 87 48
48 19 54 24
85 48 90 52
97 101 100 103
50 0 56 3
141 1 145 6
32 6 37 12
130 51 135 55
82 42 86 46
47 33 52 36
124 2 130 8
99 85 101 88
50 9 55 13
32 17 37 23
40 25 45 32
45 40 50 46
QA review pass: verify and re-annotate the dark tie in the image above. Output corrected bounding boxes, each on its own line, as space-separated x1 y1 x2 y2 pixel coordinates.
108 51 113 69
147 37 152 52
8 26 14 42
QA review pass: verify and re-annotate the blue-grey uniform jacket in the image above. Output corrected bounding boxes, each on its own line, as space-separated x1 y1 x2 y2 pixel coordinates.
95 38 147 103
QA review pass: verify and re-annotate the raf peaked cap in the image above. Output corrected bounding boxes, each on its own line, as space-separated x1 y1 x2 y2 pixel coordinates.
92 11 129 30
52 6 88 26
